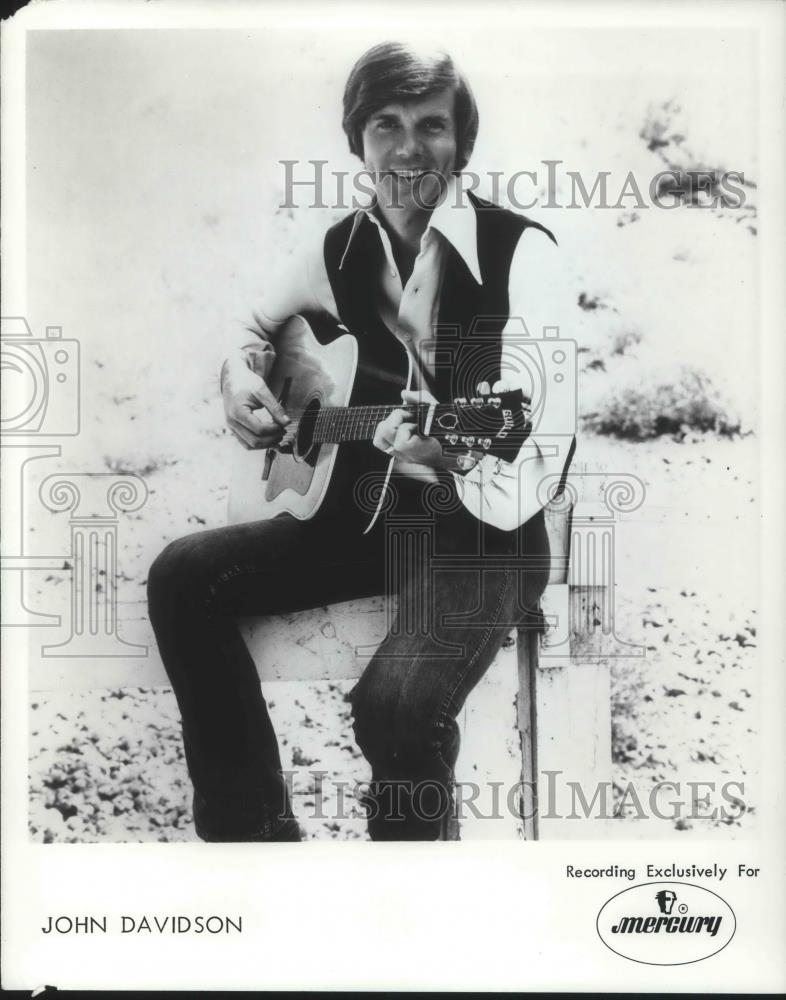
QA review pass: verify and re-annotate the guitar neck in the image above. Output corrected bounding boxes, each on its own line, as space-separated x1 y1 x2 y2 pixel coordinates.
310 402 435 444
283 388 528 463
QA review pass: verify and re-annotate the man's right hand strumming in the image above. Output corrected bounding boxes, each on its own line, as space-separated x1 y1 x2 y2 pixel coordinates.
221 349 290 450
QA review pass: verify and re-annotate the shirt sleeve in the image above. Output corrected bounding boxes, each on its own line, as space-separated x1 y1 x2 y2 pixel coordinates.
451 225 578 531
222 230 340 372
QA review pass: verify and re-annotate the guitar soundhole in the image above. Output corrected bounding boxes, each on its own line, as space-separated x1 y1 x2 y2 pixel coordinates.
295 397 321 464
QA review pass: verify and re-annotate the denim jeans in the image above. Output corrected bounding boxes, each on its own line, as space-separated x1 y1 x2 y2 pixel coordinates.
147 480 550 841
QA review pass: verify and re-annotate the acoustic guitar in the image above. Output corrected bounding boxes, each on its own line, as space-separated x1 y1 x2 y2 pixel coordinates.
228 313 532 531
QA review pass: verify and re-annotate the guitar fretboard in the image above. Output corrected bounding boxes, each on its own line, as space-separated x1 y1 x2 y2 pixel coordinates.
310 403 433 443
280 388 528 463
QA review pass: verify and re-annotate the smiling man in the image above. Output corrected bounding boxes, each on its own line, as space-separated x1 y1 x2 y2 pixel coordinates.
147 41 575 842
353 87 460 273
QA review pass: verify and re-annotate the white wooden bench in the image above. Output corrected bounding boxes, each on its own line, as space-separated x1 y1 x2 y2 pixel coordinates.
25 467 642 840
233 469 626 840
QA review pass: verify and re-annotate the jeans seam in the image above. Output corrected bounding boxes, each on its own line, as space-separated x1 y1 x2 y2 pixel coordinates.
432 568 513 763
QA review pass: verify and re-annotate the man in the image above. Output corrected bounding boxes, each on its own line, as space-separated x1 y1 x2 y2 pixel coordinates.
147 42 575 842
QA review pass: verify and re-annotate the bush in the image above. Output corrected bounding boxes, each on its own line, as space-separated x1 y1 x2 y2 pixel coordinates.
583 365 741 440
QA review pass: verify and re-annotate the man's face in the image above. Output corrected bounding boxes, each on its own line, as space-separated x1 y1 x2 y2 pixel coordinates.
360 88 458 211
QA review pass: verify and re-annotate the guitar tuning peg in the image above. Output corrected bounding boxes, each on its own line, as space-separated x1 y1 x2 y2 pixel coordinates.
453 396 468 406
456 450 479 472
480 438 492 450
447 433 459 445
470 397 483 407
490 396 502 408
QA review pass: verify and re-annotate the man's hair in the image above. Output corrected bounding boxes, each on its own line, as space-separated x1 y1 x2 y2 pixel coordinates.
342 42 479 171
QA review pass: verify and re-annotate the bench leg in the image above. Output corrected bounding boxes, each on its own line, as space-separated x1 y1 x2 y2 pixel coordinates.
517 624 539 840
518 587 613 840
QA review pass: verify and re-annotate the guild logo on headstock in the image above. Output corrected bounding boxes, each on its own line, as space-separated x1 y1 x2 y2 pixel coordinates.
495 409 514 438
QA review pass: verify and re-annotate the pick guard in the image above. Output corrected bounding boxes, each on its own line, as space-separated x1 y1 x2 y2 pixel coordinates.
228 313 408 527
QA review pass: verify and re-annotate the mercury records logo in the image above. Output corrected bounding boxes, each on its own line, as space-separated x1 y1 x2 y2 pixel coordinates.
596 882 736 965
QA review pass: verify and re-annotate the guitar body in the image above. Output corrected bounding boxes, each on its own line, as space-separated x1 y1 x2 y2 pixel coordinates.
228 313 408 528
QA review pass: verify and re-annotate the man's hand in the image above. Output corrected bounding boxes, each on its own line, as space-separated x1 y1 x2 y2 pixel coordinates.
221 350 290 450
372 382 513 471
372 388 455 470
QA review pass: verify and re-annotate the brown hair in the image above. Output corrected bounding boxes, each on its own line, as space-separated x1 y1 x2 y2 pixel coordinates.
342 42 479 171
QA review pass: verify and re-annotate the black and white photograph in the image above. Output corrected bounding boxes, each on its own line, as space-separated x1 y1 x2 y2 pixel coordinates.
2 0 784 992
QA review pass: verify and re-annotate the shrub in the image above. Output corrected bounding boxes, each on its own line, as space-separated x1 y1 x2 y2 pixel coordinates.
583 365 740 440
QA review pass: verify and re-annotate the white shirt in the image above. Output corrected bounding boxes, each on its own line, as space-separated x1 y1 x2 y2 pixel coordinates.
229 179 576 531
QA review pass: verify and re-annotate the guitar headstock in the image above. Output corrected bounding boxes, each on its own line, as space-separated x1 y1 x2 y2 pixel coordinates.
429 389 532 464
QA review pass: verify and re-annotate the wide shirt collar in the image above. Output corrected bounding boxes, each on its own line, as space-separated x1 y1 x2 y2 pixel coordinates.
338 174 482 285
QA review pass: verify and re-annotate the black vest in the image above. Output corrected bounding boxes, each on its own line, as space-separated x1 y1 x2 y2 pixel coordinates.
319 194 556 560
323 192 557 404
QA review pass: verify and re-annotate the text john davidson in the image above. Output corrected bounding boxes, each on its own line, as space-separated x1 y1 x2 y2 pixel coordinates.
41 914 242 934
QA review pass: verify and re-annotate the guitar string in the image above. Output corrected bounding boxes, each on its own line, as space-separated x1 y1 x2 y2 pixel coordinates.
313 403 455 442
312 403 432 442
283 400 518 444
